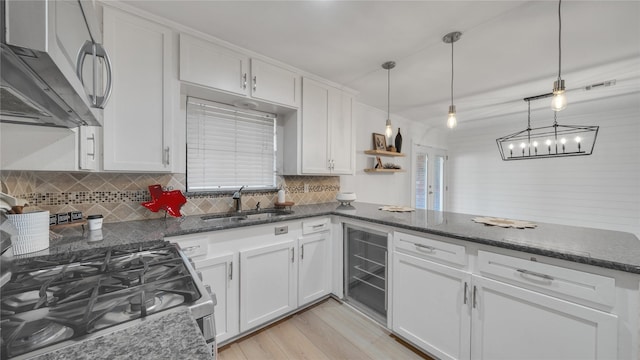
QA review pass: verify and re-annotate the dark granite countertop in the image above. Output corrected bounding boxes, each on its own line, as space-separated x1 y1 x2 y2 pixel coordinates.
30 308 212 360
31 202 640 274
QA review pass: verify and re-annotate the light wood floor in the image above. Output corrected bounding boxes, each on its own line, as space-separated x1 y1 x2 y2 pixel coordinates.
218 298 434 360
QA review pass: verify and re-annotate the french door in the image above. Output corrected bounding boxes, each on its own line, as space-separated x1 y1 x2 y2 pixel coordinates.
412 144 447 211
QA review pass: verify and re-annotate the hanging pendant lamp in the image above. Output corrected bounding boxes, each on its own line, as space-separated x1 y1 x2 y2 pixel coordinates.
443 31 462 129
551 0 567 111
382 61 396 142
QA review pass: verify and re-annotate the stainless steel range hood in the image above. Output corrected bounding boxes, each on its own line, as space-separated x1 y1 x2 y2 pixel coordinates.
0 0 112 128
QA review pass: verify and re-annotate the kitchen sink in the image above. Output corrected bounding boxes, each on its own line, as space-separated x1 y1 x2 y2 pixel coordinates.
201 209 293 222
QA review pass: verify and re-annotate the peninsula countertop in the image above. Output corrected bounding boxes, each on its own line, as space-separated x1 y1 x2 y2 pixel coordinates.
29 202 640 274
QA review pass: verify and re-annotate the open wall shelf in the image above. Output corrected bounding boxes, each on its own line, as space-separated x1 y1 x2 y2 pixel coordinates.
364 150 405 157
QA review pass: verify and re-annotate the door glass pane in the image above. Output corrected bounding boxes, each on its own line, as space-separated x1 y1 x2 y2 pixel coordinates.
433 155 445 211
415 153 427 209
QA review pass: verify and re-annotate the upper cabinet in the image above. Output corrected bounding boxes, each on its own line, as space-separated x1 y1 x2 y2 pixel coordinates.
298 77 354 175
179 34 249 97
179 34 299 108
102 7 174 172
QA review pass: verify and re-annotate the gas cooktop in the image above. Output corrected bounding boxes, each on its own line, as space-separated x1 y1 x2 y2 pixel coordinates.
0 241 203 358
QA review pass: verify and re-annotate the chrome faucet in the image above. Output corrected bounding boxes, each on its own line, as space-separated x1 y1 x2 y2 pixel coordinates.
232 186 245 213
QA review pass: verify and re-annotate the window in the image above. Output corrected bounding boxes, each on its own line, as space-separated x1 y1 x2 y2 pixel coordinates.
186 97 276 192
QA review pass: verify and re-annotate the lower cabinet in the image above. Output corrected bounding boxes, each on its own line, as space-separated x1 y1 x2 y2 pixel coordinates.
239 239 298 332
471 275 618 360
195 253 238 344
392 232 620 360
392 252 471 360
298 231 332 306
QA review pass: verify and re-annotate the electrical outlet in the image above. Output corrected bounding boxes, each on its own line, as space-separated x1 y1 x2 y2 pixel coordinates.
304 184 309 193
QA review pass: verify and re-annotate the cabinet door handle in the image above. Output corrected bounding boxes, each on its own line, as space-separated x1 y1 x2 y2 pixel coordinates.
229 261 233 281
472 285 478 309
253 75 257 91
291 247 294 263
242 73 247 89
463 282 468 305
415 243 435 252
164 147 170 166
516 269 554 281
87 133 96 160
301 244 304 260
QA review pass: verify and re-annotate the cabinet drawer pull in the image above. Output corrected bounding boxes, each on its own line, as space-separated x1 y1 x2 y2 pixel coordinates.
415 243 436 252
182 245 200 253
517 269 554 281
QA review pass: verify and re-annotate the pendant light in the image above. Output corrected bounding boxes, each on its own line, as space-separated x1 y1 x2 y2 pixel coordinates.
382 61 396 142
551 0 567 111
496 92 598 161
443 31 462 129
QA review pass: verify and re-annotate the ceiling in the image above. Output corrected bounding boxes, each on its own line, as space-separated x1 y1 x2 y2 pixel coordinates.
122 1 640 128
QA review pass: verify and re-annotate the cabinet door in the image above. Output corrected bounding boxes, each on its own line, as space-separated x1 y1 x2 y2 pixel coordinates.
392 252 471 360
179 34 249 96
240 239 297 332
298 232 331 306
301 78 330 174
329 92 354 174
195 253 239 344
102 8 172 171
250 59 298 108
471 275 617 360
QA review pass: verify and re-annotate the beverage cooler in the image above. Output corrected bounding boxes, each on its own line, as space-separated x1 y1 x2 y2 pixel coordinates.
343 224 388 325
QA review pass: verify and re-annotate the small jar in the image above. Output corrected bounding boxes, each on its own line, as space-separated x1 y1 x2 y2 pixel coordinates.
87 214 104 231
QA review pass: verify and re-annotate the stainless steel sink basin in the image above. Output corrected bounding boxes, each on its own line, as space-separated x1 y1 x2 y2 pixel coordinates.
201 209 292 222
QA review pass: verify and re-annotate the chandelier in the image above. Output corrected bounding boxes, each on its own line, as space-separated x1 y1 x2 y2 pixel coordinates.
496 93 599 161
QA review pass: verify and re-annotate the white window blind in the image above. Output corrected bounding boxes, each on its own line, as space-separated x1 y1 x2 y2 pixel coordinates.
186 97 276 192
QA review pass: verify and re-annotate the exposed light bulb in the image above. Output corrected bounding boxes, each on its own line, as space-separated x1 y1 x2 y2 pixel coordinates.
551 90 567 111
385 119 393 139
532 141 539 147
545 139 552 146
574 136 581 143
447 105 457 129
560 138 567 144
508 144 514 150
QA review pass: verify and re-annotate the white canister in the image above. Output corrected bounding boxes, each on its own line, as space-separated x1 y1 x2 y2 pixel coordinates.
277 189 285 203
87 214 104 231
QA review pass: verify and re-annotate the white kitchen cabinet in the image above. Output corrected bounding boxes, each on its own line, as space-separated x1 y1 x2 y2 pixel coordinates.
392 231 620 360
250 59 299 108
470 275 618 360
179 34 249 97
300 77 354 175
102 7 173 172
240 239 298 332
179 34 299 108
0 123 99 171
393 252 471 360
298 230 332 306
195 253 239 344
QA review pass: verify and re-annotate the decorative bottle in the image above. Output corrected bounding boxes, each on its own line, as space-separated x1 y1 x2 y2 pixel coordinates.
395 128 403 153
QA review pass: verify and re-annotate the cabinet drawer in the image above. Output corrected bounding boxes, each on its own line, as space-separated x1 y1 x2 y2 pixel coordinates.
172 236 209 259
302 218 330 235
477 251 615 308
394 232 466 267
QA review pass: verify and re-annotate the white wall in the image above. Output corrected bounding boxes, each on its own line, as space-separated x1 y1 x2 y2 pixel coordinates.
448 93 640 237
340 102 447 206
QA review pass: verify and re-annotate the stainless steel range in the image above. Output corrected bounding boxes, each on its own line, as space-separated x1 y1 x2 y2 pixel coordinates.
0 241 216 359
